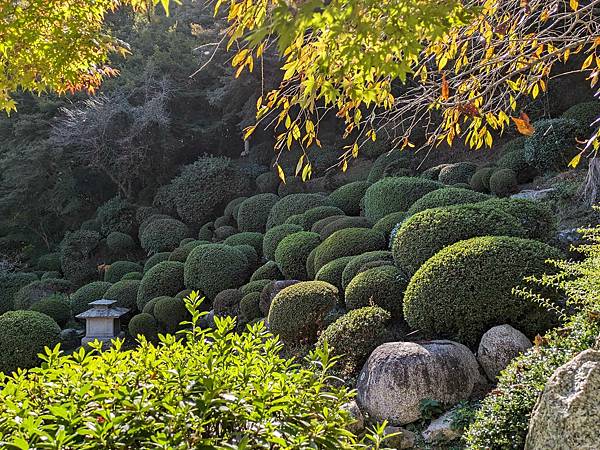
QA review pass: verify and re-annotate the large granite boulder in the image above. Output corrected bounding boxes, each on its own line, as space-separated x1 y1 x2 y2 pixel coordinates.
357 340 479 425
525 349 600 450
477 324 532 380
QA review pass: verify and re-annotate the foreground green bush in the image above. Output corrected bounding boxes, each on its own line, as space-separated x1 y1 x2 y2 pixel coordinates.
262 224 305 260
328 181 371 215
275 231 321 280
469 167 495 193
362 176 442 221
250 260 283 281
465 225 600 449
313 228 386 273
268 281 338 344
104 261 143 283
392 203 524 277
404 236 561 347
372 212 407 241
0 295 380 449
0 310 60 374
128 312 158 342
318 306 391 376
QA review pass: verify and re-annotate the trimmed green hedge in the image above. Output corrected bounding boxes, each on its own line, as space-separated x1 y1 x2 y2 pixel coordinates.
407 187 490 216
497 138 537 184
302 206 346 230
105 279 141 312
341 251 394 290
224 196 248 221
122 271 143 280
30 294 71 327
240 279 271 296
438 162 478 185
143 252 170 273
251 261 284 281
275 232 321 280
318 306 391 376
266 194 330 229
367 151 412 182
262 224 303 261
392 203 525 277
104 261 143 283
403 236 562 347
96 197 137 236
470 167 495 193
213 289 243 318
489 169 518 197
328 181 371 215
71 281 112 316
184 244 249 300
372 212 408 241
306 247 318 280
238 292 262 328
36 253 61 272
137 261 184 311
233 244 258 269
198 222 214 241
314 256 353 293
345 265 408 318
319 216 372 239
154 297 189 334
0 272 38 314
259 280 300 316
59 230 100 287
268 281 338 344
313 228 386 274
14 279 72 310
140 218 191 254
481 198 556 241
0 310 61 373
128 313 158 342
362 177 443 221
524 118 581 172
223 232 264 257
237 194 279 232
106 232 136 254
214 226 237 241
561 100 600 132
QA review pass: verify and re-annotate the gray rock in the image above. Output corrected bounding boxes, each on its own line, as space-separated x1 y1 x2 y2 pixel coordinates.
357 340 479 425
383 425 416 449
59 328 81 350
511 188 556 201
556 228 583 247
525 349 600 450
342 401 364 434
422 409 461 443
477 324 532 380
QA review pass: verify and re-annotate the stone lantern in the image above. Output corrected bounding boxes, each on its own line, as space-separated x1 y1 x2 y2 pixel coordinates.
76 299 129 347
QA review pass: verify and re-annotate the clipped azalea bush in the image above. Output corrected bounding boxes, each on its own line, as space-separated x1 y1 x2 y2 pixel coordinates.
105 279 141 312
14 278 72 310
403 236 562 347
184 244 249 299
223 232 264 257
36 253 61 272
275 231 321 280
318 306 391 376
0 310 61 374
313 228 386 274
140 218 191 254
71 281 112 316
251 260 284 281
481 198 556 241
128 312 159 342
106 232 136 255
59 230 100 287
143 252 170 273
262 223 304 261
407 187 490 216
497 138 537 184
470 167 495 193
266 193 330 229
0 272 38 314
137 261 184 311
561 100 600 132
236 193 279 232
341 251 394 290
345 265 408 318
437 162 478 185
392 203 525 277
240 279 271 296
0 296 377 449
302 206 346 230
213 289 243 318
104 261 143 283
367 151 412 182
233 244 258 269
372 212 407 241
96 196 137 236
319 216 372 239
489 168 518 197
29 294 71 327
153 296 189 334
362 176 443 221
314 256 353 293
524 118 581 172
268 281 338 344
328 181 371 215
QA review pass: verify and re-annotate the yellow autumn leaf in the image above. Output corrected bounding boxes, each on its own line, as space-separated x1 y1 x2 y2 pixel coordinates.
568 152 582 168
276 163 286 184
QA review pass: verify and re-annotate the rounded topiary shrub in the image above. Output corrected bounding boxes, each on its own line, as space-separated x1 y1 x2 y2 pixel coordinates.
313 228 386 274
328 181 371 215
481 198 556 241
562 100 600 132
140 218 191 254
59 230 101 287
420 163 449 180
214 226 237 241
138 214 173 237
266 193 330 229
14 279 72 310
135 206 160 226
238 292 262 328
302 206 345 230
267 281 338 344
169 245 193 263
36 253 61 272
256 171 279 193
153 297 189 334
524 118 581 172
470 167 495 193
362 177 443 221
407 187 490 216
310 215 346 234
372 212 408 242
437 162 478 185
392 203 525 277
122 271 143 280
233 244 259 269
41 271 61 280
251 260 284 281
275 231 321 280
0 272 38 314
224 196 248 221
314 256 353 293
106 232 136 254
319 216 372 239
213 289 243 318
259 280 300 316
29 294 71 327
367 151 412 182
71 281 112 316
318 306 391 375
137 261 184 311
223 232 263 257
403 236 562 347
489 168 518 197
142 296 161 314
104 261 143 283
96 197 137 236
240 279 271 296
262 224 304 261
306 247 318 280
341 251 394 290
198 222 214 241
128 313 158 342
345 265 408 318
143 252 170 273
184 244 249 300
237 194 280 232
0 310 61 373
105 279 141 312
214 215 233 229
